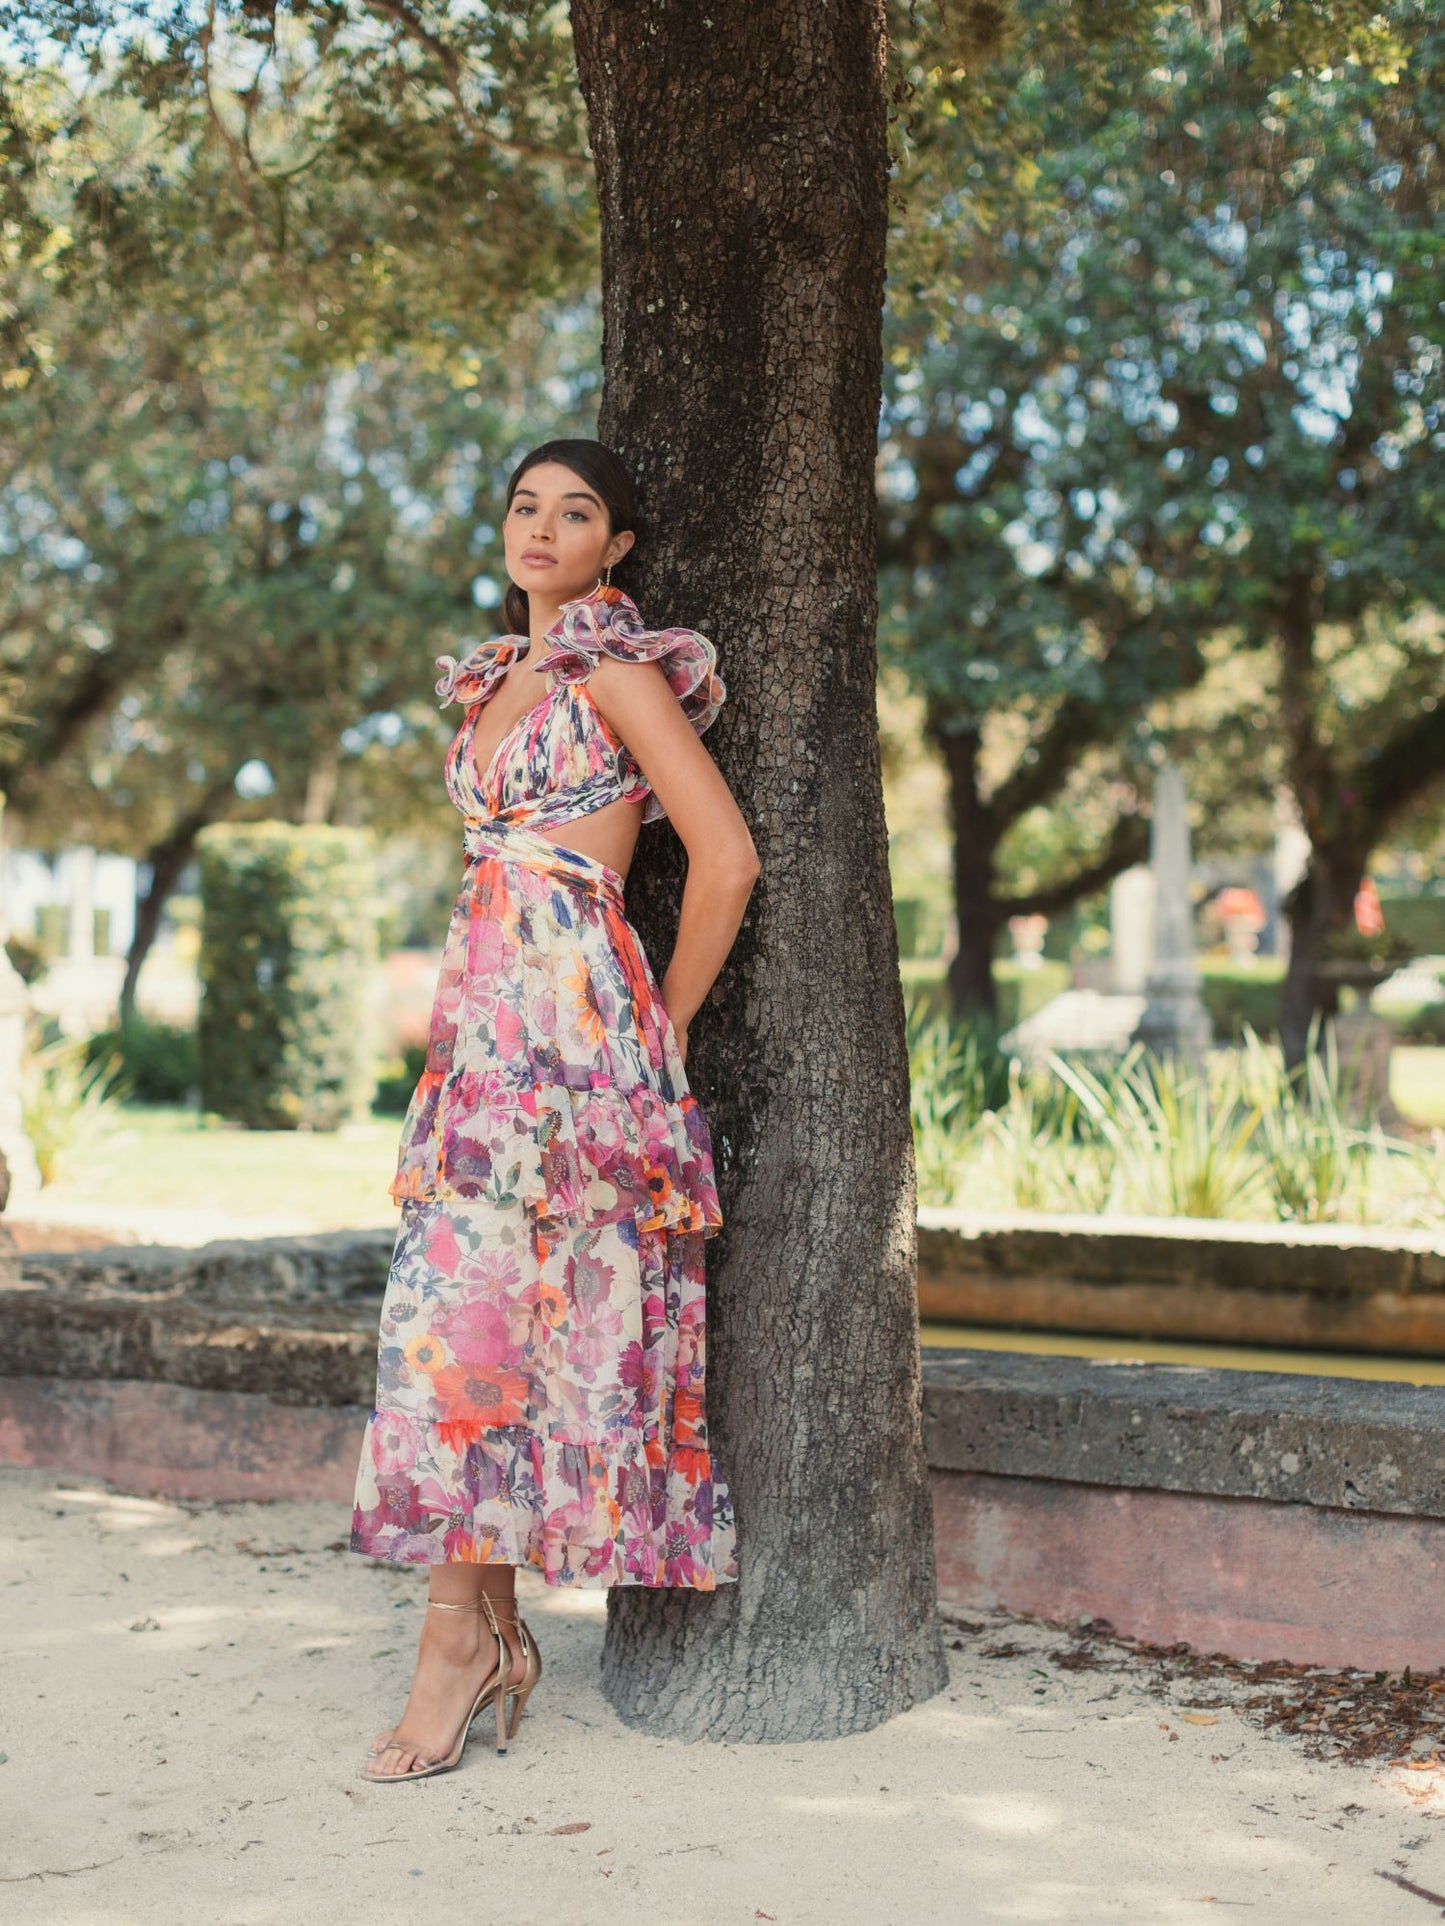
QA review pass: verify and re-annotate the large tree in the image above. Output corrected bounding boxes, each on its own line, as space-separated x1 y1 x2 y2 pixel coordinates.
7 0 949 1738
880 2 1445 1051
569 0 947 1739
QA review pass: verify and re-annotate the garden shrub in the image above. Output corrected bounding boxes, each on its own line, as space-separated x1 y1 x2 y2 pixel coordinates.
1198 959 1285 1041
1380 894 1445 957
196 821 378 1130
1387 999 1445 1045
374 1041 428 1116
85 1015 199 1104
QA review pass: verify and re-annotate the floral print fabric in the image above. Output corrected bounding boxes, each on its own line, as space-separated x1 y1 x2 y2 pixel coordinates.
350 585 738 1588
435 581 726 828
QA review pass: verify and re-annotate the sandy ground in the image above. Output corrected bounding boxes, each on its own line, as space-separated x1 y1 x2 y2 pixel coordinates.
4 1468 1445 1924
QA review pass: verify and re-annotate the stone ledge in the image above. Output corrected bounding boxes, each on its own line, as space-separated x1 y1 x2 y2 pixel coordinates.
15 1226 394 1302
918 1208 1445 1354
924 1347 1445 1518
1 1227 391 1404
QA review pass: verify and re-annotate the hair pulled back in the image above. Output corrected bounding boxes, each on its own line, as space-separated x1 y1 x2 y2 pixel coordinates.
500 439 638 638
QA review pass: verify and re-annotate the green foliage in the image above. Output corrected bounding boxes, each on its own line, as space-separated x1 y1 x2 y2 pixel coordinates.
373 1041 428 1117
84 1016 199 1106
881 2 1445 1002
196 821 378 1130
1380 896 1445 958
1198 960 1286 1043
909 1017 1443 1226
1238 1022 1373 1224
1386 1001 1445 1046
2 3 594 384
1050 1046 1269 1220
20 1027 125 1185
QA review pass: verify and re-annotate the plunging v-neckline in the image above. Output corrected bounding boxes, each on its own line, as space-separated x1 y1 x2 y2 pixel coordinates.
471 675 561 794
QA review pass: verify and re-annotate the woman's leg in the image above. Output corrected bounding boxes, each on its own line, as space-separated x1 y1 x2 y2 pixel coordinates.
366 1563 531 1777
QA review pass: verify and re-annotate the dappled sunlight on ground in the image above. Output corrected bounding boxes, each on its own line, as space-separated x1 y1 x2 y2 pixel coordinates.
2 1467 1440 1923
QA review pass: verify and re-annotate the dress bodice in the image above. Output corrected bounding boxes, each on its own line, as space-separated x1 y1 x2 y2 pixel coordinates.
434 583 726 835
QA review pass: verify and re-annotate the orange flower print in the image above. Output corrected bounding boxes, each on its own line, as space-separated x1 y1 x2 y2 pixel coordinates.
430 1362 533 1426
403 1333 449 1376
561 953 609 1052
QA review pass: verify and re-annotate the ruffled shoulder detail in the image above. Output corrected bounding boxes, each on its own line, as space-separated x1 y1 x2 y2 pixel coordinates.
533 585 726 737
434 635 527 709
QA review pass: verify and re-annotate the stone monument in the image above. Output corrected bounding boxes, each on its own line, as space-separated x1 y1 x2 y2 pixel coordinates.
1133 761 1212 1063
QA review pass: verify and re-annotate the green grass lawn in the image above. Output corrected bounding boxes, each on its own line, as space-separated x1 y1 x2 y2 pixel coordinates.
37 1105 400 1230
24 1043 1443 1239
1393 1046 1445 1128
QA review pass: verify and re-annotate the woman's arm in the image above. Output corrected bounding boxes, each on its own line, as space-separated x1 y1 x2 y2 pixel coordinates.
585 655 760 1056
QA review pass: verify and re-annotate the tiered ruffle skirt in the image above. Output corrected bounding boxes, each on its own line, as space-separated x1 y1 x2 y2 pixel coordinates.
349 816 737 1589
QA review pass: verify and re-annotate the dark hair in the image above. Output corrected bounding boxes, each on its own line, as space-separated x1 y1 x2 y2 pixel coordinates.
500 438 638 637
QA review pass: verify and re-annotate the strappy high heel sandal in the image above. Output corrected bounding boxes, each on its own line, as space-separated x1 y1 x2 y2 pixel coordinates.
483 1599 543 1752
359 1595 539 1783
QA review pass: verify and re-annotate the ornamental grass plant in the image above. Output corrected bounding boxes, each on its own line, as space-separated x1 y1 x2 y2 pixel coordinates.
905 991 1444 1229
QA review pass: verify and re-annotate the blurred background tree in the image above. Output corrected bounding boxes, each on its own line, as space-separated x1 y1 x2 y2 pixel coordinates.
880 0 1443 1052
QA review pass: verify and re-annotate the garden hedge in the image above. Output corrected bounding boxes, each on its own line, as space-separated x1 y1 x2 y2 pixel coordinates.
196 821 378 1130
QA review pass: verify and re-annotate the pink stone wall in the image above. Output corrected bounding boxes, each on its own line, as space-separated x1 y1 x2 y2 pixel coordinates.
935 1469 1445 1672
7 1374 1444 1672
0 1376 366 1506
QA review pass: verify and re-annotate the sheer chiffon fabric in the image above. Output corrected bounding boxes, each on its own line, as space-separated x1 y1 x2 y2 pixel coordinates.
350 586 738 1588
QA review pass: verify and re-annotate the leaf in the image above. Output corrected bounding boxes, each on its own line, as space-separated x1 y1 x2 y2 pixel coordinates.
549 1822 591 1836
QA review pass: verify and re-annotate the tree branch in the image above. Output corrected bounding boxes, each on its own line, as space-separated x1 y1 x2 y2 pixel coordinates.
997 809 1150 919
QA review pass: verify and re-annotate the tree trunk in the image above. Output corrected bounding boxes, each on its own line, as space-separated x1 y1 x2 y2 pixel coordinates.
1279 847 1367 1070
120 789 232 1020
569 0 946 1740
935 723 1001 1020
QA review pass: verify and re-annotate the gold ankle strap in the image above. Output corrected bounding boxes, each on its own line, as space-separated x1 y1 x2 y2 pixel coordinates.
427 1598 489 1613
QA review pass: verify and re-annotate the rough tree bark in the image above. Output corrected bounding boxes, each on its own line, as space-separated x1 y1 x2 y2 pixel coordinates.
568 0 947 1739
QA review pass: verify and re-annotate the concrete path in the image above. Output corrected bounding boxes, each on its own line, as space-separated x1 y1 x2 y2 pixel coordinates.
2 1466 1443 1924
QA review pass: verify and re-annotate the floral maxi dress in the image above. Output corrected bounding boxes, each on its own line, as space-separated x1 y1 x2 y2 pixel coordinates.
349 583 738 1589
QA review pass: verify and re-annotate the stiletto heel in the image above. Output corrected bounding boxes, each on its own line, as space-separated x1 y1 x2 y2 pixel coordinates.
360 1594 539 1783
478 1597 543 1754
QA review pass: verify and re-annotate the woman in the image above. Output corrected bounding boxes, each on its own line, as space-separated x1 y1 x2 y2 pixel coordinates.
351 438 759 1781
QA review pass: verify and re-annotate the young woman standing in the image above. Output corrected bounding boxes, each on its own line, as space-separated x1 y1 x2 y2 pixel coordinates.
351 438 758 1780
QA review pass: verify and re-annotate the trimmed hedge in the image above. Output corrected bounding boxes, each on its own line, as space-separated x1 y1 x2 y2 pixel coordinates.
374 1041 428 1116
84 1015 198 1104
1381 894 1445 957
196 821 378 1130
1198 959 1286 1042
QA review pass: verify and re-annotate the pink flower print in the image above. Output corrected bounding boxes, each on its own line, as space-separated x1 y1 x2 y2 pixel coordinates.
571 1294 624 1369
576 1093 627 1165
370 1412 419 1477
457 1244 523 1296
424 1218 462 1271
437 1292 512 1368
493 1001 527 1061
473 1070 522 1134
466 917 509 984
